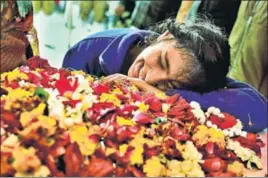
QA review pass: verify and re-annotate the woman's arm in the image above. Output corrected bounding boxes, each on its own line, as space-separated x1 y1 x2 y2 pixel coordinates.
104 73 164 94
166 79 267 132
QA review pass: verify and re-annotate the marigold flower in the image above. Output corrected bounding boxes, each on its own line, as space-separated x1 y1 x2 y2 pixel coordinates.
143 156 166 177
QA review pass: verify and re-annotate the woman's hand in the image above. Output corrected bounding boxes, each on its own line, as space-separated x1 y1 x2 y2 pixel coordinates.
103 73 164 94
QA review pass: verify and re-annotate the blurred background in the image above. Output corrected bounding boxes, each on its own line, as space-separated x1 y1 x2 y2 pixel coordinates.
33 0 180 68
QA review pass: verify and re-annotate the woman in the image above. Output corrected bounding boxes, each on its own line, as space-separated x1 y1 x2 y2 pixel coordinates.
228 1 267 99
0 0 39 73
63 19 267 132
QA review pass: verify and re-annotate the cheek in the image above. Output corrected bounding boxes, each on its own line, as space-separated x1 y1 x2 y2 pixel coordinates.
127 63 135 77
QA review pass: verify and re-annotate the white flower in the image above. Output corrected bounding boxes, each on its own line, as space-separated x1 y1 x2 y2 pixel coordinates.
240 131 247 138
212 108 221 116
179 141 203 163
211 124 218 129
228 131 234 137
0 127 5 136
72 74 94 97
230 126 237 133
206 121 212 127
207 107 216 114
2 134 18 147
235 130 242 136
226 139 262 169
45 88 65 122
223 130 229 136
199 116 206 124
236 120 243 130
218 113 225 118
190 101 201 109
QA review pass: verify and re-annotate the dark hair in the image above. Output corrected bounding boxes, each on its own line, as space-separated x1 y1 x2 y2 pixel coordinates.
142 18 230 92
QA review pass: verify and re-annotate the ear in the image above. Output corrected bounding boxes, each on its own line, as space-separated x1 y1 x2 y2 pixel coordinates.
157 30 174 41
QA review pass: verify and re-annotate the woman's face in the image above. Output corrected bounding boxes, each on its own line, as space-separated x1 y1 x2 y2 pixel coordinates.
128 31 189 90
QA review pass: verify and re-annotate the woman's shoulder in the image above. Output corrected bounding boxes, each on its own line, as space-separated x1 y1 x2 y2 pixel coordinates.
83 28 140 39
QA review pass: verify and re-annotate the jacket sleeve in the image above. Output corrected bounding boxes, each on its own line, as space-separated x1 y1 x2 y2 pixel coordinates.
166 78 267 133
62 38 111 76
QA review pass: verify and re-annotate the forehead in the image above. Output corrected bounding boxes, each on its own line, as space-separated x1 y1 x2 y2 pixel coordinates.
159 40 190 79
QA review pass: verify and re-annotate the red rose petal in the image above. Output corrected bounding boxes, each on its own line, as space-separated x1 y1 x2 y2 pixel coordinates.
165 94 180 105
64 142 84 176
93 82 110 95
210 113 237 130
202 157 227 173
133 113 154 125
80 156 114 177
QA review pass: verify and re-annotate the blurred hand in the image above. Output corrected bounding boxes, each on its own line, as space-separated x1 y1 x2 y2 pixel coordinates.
103 73 164 94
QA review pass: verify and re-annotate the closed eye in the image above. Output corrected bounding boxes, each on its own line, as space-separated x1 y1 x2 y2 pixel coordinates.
162 51 170 74
158 52 168 70
158 55 164 69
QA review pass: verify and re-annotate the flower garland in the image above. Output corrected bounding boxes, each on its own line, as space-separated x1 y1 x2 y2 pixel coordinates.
0 57 265 177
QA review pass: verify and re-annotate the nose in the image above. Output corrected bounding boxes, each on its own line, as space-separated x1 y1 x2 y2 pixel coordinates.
144 70 168 85
142 57 168 85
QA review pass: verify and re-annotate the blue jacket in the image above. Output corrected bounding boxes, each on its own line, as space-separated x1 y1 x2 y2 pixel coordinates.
63 28 267 132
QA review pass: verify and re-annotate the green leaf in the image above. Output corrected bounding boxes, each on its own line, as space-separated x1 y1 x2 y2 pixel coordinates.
35 87 49 101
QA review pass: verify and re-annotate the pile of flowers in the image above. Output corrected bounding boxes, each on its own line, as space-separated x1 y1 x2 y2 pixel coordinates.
0 57 265 177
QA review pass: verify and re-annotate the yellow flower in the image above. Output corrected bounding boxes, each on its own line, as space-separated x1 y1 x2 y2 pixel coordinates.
155 92 167 100
100 93 121 107
71 70 86 76
130 128 157 148
176 141 203 163
37 115 56 127
137 102 149 112
192 125 225 147
116 116 135 126
227 161 245 177
143 156 166 177
3 88 32 110
1 134 19 152
209 127 225 147
130 84 139 92
105 147 116 156
162 103 170 113
19 117 57 140
20 103 46 127
166 160 183 177
86 76 94 82
112 87 123 95
70 125 88 142
130 146 143 165
127 128 159 165
15 166 50 177
186 163 205 177
2 68 28 82
119 144 128 156
69 125 98 156
167 159 205 177
181 160 192 172
12 147 41 173
78 138 98 156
